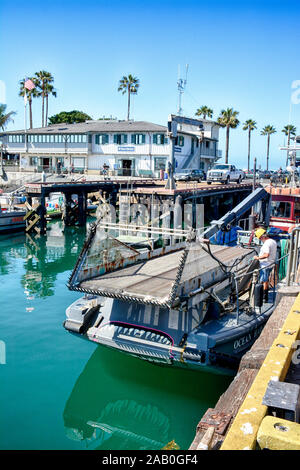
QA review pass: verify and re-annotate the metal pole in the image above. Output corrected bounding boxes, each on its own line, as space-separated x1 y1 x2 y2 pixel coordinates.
286 227 300 285
292 229 299 283
286 233 294 286
251 157 257 217
253 157 257 192
165 135 176 190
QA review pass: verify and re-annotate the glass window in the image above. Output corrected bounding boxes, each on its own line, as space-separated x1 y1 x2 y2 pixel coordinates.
131 134 145 144
175 136 184 146
114 134 128 144
271 201 291 218
153 134 167 145
213 164 230 170
154 157 166 171
30 157 39 166
95 134 108 144
294 202 300 219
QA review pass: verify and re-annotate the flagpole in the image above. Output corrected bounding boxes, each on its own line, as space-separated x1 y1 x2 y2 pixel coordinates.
23 86 28 171
23 78 35 171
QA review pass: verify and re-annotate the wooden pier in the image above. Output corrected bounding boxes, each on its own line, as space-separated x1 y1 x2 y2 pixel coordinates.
24 179 256 235
189 285 300 450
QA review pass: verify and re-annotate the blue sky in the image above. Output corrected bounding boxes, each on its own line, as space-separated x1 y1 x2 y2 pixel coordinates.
1 0 300 169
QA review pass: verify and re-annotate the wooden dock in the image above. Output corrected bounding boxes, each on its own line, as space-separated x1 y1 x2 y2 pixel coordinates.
189 286 300 450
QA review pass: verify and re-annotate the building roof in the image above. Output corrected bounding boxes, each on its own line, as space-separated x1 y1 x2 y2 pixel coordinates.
0 116 220 136
1 120 168 135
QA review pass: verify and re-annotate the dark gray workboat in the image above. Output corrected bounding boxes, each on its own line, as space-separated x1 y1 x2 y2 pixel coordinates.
0 208 26 233
64 187 288 374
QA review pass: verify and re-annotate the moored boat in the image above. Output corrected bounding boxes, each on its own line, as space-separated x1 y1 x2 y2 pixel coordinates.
0 208 26 233
64 187 291 374
266 185 300 232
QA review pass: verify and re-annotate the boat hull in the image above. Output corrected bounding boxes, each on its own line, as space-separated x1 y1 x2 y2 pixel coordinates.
0 211 26 234
65 296 275 376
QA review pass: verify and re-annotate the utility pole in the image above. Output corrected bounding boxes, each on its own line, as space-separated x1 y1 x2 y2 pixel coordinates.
165 116 177 190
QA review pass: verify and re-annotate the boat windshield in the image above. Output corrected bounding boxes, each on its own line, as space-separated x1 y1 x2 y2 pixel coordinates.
271 201 291 218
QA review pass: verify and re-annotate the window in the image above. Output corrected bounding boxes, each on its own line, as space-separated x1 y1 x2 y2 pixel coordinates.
131 134 146 145
294 202 300 219
271 201 291 219
30 157 39 166
205 141 210 148
114 134 128 144
8 134 25 143
95 134 109 145
153 134 167 145
154 157 167 171
175 136 184 147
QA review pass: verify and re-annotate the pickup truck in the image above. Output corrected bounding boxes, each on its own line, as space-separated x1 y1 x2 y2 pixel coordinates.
206 164 244 184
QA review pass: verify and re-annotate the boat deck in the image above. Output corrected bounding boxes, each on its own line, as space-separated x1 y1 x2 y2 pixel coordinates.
79 244 253 303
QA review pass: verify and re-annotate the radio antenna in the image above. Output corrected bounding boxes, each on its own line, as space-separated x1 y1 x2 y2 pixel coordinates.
177 64 189 116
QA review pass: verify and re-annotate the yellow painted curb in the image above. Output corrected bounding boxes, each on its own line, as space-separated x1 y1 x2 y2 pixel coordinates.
257 416 300 450
221 293 300 450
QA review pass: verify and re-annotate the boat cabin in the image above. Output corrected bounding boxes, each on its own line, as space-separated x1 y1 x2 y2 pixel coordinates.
267 187 300 232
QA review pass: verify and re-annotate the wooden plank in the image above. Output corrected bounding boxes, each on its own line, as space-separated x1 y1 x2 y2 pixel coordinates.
189 289 299 450
189 369 258 450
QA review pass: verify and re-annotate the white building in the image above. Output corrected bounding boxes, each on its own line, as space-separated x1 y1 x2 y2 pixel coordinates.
0 117 221 176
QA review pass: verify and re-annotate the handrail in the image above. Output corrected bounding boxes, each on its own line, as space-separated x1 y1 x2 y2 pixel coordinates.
286 227 300 285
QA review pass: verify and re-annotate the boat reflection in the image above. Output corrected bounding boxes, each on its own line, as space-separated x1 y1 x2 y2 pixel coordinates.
63 345 231 450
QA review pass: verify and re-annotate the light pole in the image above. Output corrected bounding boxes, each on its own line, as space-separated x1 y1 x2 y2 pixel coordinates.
165 118 177 190
0 142 4 177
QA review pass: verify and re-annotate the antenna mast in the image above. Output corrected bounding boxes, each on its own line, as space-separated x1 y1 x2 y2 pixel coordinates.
177 64 189 116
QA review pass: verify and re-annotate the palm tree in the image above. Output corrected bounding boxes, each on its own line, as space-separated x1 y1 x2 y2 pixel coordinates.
0 104 16 131
44 83 57 126
118 74 139 120
282 124 297 167
35 71 55 127
19 78 39 129
261 125 276 170
217 108 240 163
195 106 213 120
243 119 257 172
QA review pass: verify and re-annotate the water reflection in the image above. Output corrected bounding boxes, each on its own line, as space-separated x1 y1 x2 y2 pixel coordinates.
0 233 26 275
0 221 88 297
63 346 231 450
19 222 86 297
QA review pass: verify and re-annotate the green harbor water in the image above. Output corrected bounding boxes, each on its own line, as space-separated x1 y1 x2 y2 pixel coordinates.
0 221 232 450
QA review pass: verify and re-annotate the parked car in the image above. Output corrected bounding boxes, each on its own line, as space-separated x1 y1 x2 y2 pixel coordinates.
174 169 206 182
206 164 244 184
244 170 254 179
260 170 272 179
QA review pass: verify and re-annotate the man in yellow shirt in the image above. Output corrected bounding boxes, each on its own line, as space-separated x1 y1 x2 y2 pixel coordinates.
254 228 277 302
